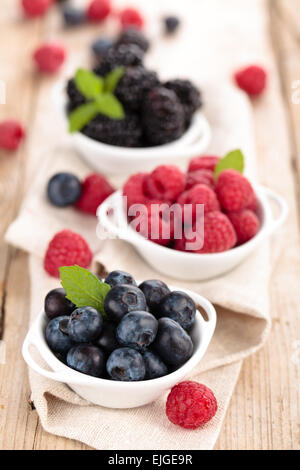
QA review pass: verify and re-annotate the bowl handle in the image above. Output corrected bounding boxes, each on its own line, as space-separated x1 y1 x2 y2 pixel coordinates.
194 295 217 344
97 192 124 238
261 186 289 236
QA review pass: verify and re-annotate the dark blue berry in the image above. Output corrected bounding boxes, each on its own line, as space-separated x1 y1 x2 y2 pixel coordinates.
158 291 196 331
67 307 103 343
91 38 114 59
47 172 82 207
164 16 180 34
153 317 193 366
116 311 158 351
104 284 147 323
105 270 137 288
139 279 170 315
106 347 145 381
44 288 75 320
143 351 168 379
46 316 74 354
95 322 118 354
62 5 86 27
67 344 105 377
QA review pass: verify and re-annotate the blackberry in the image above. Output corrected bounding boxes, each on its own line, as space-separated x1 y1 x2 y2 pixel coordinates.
164 79 202 126
142 87 185 146
94 44 144 77
82 112 143 147
116 28 150 52
115 66 159 110
66 78 86 112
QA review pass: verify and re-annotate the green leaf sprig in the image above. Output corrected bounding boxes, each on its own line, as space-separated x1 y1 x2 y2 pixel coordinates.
59 265 111 318
68 67 125 133
214 149 245 178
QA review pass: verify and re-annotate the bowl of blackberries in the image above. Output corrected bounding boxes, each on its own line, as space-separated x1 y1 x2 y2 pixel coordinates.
55 29 211 175
22 266 216 408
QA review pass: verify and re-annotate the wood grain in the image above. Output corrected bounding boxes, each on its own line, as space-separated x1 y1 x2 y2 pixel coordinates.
0 0 299 450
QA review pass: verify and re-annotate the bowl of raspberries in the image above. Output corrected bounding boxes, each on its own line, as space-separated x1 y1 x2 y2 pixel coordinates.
55 28 211 175
98 152 288 281
22 266 216 408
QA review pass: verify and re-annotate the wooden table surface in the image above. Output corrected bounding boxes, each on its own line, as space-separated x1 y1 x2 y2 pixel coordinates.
0 0 300 450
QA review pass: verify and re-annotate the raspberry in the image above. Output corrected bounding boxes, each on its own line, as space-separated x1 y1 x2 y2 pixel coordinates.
227 209 259 244
216 169 255 212
174 211 237 253
186 169 214 190
33 43 66 73
123 173 150 210
188 155 220 173
76 173 115 215
87 0 111 22
132 204 173 246
119 8 144 30
145 165 186 202
166 381 218 429
234 65 267 96
44 230 92 278
178 184 220 220
0 120 25 150
21 0 53 17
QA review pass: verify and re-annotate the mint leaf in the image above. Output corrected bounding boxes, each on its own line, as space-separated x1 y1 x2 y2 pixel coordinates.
69 102 99 133
214 149 245 178
104 66 125 93
59 265 111 318
95 93 125 119
75 69 104 99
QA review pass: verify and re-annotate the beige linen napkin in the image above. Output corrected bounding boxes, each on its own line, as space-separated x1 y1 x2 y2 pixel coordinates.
5 80 272 449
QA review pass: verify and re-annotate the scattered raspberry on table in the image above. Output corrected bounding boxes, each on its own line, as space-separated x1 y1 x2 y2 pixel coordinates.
33 42 66 73
234 65 267 96
75 173 115 216
166 381 218 429
87 0 111 23
119 8 144 30
21 0 53 18
0 120 25 150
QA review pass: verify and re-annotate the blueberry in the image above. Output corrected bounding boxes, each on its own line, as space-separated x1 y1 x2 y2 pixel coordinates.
153 317 193 366
106 347 145 381
67 306 103 343
116 311 158 351
95 322 118 354
164 16 180 34
105 270 137 288
139 280 170 314
104 284 147 323
158 291 196 331
143 351 168 379
62 5 86 27
91 38 114 59
47 172 82 207
67 344 105 377
44 288 75 320
46 316 74 354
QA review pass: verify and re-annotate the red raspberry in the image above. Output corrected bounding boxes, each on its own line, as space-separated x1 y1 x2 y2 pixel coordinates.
186 169 214 190
188 155 220 173
123 173 150 210
216 169 255 212
33 43 66 73
174 211 237 253
76 173 114 215
234 65 267 96
119 8 144 29
22 0 53 17
178 184 220 222
0 120 25 150
87 0 111 22
132 203 173 246
166 381 218 429
145 165 186 202
227 209 259 244
44 230 92 277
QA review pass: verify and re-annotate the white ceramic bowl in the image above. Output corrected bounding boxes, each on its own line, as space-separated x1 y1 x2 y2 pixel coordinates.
53 81 211 175
22 286 216 409
97 186 288 281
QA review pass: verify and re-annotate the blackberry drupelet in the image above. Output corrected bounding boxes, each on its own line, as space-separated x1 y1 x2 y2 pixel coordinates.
115 66 159 110
82 112 143 147
164 79 202 126
66 78 86 112
142 87 185 146
116 28 150 52
93 44 144 77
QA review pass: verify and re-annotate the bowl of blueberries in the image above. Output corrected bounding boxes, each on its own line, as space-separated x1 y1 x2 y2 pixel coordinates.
22 267 216 408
